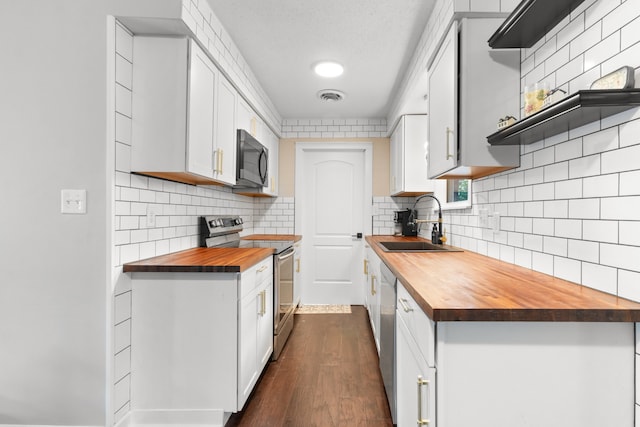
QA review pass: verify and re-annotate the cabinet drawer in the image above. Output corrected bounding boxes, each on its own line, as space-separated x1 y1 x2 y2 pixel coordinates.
239 257 273 298
397 279 435 367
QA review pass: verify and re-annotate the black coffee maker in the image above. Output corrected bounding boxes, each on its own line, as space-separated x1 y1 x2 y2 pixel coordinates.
394 209 417 236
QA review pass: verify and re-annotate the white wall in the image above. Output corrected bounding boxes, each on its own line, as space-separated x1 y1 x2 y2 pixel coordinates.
0 1 109 425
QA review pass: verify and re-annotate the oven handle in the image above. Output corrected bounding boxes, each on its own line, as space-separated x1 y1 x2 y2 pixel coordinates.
277 247 295 260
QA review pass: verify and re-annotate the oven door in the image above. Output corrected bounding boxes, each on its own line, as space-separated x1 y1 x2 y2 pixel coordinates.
274 247 295 334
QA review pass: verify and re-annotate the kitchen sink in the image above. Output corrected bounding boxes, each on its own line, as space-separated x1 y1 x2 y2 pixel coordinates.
378 241 462 252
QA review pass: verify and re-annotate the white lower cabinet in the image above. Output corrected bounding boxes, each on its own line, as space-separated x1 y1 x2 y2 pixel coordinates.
396 312 436 427
238 262 273 409
364 245 381 353
130 256 273 424
393 281 635 427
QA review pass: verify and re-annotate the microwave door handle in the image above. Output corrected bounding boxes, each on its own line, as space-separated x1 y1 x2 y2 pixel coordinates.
258 149 267 184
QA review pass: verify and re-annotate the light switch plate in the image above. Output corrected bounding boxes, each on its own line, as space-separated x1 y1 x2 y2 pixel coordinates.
61 189 87 214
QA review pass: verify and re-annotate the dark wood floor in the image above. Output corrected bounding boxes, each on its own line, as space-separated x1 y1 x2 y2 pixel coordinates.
227 306 393 427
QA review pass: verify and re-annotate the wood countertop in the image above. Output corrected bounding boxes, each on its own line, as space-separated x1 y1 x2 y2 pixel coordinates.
242 234 302 242
123 247 274 273
366 235 640 322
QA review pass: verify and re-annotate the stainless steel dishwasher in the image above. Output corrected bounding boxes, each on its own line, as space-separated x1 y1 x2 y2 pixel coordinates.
379 261 397 424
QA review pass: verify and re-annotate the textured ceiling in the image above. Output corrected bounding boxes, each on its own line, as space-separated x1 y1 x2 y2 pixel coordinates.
206 0 435 119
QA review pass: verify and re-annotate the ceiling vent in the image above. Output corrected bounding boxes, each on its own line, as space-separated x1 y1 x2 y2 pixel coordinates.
317 89 346 102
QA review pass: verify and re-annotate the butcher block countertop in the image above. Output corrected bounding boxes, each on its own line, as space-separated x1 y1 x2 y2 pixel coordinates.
241 234 302 242
123 247 274 273
366 235 640 322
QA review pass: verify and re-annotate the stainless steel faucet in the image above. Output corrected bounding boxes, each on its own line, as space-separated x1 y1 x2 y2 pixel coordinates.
407 194 444 244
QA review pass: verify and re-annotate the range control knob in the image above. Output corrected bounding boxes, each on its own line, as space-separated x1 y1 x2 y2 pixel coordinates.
208 220 218 228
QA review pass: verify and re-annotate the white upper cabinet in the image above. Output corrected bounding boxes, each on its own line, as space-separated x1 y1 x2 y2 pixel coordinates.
214 76 238 185
390 115 435 196
131 37 236 186
427 18 520 180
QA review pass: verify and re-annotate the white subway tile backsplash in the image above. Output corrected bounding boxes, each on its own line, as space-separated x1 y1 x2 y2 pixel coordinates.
555 219 582 238
584 219 619 243
568 198 600 219
114 291 131 324
621 16 640 49
533 183 555 200
515 217 533 233
544 200 569 218
620 221 640 246
544 236 568 256
619 118 640 148
602 196 640 220
583 127 619 155
601 243 640 271
554 256 582 283
555 179 583 199
569 153 601 178
568 238 599 262
582 262 618 294
569 23 602 60
555 137 583 161
533 218 555 235
603 0 640 37
619 270 640 302
532 251 554 275
557 13 585 47
544 162 569 182
602 144 640 174
583 174 619 197
524 200 544 217
620 170 640 195
114 319 131 354
584 30 621 71
585 0 622 29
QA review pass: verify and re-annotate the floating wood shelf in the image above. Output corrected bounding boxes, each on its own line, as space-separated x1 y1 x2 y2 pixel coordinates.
487 89 640 146
488 0 587 48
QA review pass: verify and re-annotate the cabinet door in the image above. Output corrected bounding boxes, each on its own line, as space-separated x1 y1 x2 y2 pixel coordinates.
238 286 259 410
236 97 254 134
187 40 216 179
396 314 436 427
293 242 301 307
367 247 381 352
265 127 279 196
389 121 404 195
215 76 237 185
428 22 458 178
257 281 273 369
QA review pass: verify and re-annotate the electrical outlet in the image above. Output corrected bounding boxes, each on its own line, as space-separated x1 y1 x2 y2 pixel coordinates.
479 208 489 228
147 205 160 227
492 212 501 232
61 189 87 214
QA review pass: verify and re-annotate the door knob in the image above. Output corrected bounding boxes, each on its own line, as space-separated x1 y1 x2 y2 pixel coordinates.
351 233 363 239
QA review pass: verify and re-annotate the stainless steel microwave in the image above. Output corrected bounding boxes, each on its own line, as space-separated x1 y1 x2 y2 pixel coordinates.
235 129 268 187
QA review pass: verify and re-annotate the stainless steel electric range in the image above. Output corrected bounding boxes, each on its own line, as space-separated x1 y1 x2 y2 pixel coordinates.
200 216 295 360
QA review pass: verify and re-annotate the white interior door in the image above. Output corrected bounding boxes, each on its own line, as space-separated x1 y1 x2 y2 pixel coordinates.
295 143 372 305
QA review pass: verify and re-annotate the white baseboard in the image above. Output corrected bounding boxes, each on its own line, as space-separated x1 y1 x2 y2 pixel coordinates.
124 409 227 427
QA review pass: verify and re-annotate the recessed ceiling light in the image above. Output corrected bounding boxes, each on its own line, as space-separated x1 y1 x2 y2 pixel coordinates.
314 61 344 78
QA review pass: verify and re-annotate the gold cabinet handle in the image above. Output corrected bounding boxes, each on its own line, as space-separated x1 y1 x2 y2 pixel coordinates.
257 265 268 273
219 148 224 175
370 274 376 296
417 376 430 425
446 127 454 160
398 298 413 313
363 259 369 275
296 258 301 273
258 290 266 315
212 149 219 173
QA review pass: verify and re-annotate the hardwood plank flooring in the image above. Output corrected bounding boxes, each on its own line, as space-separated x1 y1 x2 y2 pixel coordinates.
227 306 393 427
